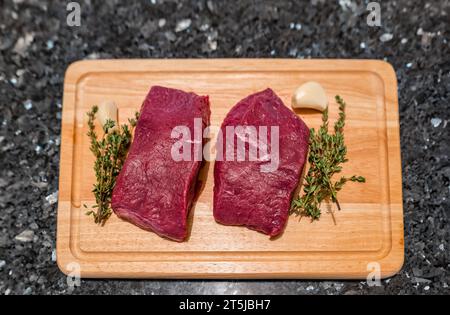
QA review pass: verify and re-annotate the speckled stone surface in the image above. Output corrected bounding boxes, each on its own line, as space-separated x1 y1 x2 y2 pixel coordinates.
0 0 449 295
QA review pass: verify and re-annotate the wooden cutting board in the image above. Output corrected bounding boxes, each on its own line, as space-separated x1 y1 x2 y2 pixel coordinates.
56 59 404 279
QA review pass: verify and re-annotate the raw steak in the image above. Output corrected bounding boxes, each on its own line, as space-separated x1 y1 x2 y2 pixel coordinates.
213 88 309 237
112 86 210 241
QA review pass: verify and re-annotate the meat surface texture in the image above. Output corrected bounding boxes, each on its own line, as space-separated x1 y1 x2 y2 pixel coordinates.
213 88 310 237
112 86 210 241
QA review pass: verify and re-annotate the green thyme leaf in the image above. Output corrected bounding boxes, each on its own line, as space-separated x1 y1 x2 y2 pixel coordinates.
85 106 140 226
290 96 366 224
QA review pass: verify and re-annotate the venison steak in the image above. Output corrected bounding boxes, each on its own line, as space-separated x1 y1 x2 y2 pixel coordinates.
213 88 309 237
112 86 210 241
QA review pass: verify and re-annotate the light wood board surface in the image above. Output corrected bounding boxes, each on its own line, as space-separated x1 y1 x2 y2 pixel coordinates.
56 59 404 279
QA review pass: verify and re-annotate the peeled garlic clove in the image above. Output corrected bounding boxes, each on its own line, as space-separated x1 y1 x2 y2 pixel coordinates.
291 81 328 112
97 100 118 131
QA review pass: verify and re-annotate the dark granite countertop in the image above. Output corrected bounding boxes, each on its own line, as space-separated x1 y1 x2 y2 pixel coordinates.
0 0 449 295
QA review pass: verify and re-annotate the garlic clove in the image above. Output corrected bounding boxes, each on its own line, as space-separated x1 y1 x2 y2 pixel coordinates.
97 100 118 131
291 81 328 112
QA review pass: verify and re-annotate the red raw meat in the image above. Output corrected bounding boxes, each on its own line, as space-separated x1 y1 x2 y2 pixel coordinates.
213 88 309 237
112 86 210 241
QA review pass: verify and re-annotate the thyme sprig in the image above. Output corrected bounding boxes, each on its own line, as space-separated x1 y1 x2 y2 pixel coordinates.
290 96 365 224
84 106 139 226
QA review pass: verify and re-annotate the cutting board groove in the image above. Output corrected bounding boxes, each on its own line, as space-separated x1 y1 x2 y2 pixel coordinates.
57 59 403 279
